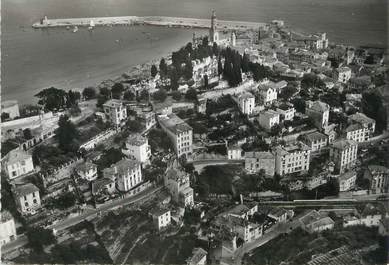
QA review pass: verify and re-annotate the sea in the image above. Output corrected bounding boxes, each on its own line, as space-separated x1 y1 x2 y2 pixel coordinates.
2 0 387 104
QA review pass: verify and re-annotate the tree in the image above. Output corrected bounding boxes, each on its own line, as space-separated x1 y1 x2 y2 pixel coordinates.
125 119 144 133
212 42 219 56
185 88 198 102
26 226 56 252
218 57 223 76
111 83 124 99
291 97 306 113
204 74 209 89
1 112 10 122
159 58 168 76
151 64 158 77
279 85 298 101
241 53 250 73
99 87 111 98
137 90 149 102
66 90 81 108
153 88 167 102
183 60 193 80
172 91 182 101
23 128 33 140
362 91 387 133
96 87 111 108
123 91 135 101
69 104 81 117
35 87 67 111
169 67 179 91
57 115 79 152
82 87 96 100
270 124 283 136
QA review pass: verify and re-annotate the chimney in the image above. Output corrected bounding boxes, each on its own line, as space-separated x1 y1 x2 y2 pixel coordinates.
240 194 243 204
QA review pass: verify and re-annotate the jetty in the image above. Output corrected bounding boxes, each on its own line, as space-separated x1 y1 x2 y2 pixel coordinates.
32 16 267 30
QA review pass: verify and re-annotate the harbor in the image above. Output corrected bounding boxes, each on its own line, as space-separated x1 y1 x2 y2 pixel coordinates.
32 15 267 31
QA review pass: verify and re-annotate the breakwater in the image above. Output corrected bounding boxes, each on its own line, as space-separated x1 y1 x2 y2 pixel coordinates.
32 16 266 30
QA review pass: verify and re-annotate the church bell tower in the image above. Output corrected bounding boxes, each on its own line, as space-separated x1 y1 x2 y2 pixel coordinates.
209 10 218 43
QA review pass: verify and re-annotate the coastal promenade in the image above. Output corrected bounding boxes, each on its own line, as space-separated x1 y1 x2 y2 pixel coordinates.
32 16 266 30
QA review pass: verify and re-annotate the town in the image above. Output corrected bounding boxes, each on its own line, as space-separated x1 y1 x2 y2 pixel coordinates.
1 10 389 265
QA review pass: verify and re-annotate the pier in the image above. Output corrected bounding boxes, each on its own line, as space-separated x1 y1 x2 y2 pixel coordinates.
32 16 267 31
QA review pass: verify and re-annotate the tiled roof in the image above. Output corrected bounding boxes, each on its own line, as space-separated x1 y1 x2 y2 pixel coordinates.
158 113 192 134
331 139 357 150
305 131 327 142
103 158 140 178
245 151 275 160
187 248 207 265
103 99 123 108
3 149 31 165
14 183 39 197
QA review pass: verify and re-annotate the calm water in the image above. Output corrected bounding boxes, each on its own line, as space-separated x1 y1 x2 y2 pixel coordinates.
2 0 387 103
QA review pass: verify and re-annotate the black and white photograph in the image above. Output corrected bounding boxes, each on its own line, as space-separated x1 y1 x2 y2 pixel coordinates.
0 0 388 264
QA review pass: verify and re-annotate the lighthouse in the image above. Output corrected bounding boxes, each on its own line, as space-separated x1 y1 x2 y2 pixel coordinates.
209 10 219 43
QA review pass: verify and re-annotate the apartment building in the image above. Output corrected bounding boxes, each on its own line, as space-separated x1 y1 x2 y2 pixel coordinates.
329 139 358 174
103 158 142 192
2 149 34 180
245 151 276 176
122 134 151 164
274 142 311 176
158 113 193 158
103 99 127 126
305 100 330 130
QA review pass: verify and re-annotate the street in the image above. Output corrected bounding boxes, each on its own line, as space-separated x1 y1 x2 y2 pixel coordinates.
231 218 302 265
1 185 162 254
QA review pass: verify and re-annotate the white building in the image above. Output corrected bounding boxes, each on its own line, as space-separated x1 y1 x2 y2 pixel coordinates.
245 151 276 176
348 112 376 138
274 142 311 176
257 81 278 106
75 161 98 181
329 139 358 174
164 161 194 207
2 149 34 180
364 165 389 194
122 134 151 164
303 131 328 152
276 103 295 121
192 56 219 86
13 183 41 215
236 92 255 115
0 211 17 246
299 210 335 233
103 99 127 126
1 100 20 120
305 100 330 130
159 113 193 158
103 158 142 192
227 145 243 160
334 67 352 83
150 207 171 231
257 110 280 131
267 208 289 223
339 170 357 192
345 123 369 143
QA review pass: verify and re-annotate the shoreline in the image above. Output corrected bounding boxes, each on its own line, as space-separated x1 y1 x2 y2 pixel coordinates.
32 15 266 31
4 21 386 106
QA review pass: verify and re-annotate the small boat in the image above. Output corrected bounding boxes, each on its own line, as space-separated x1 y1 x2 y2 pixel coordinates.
72 26 78 33
88 20 95 30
